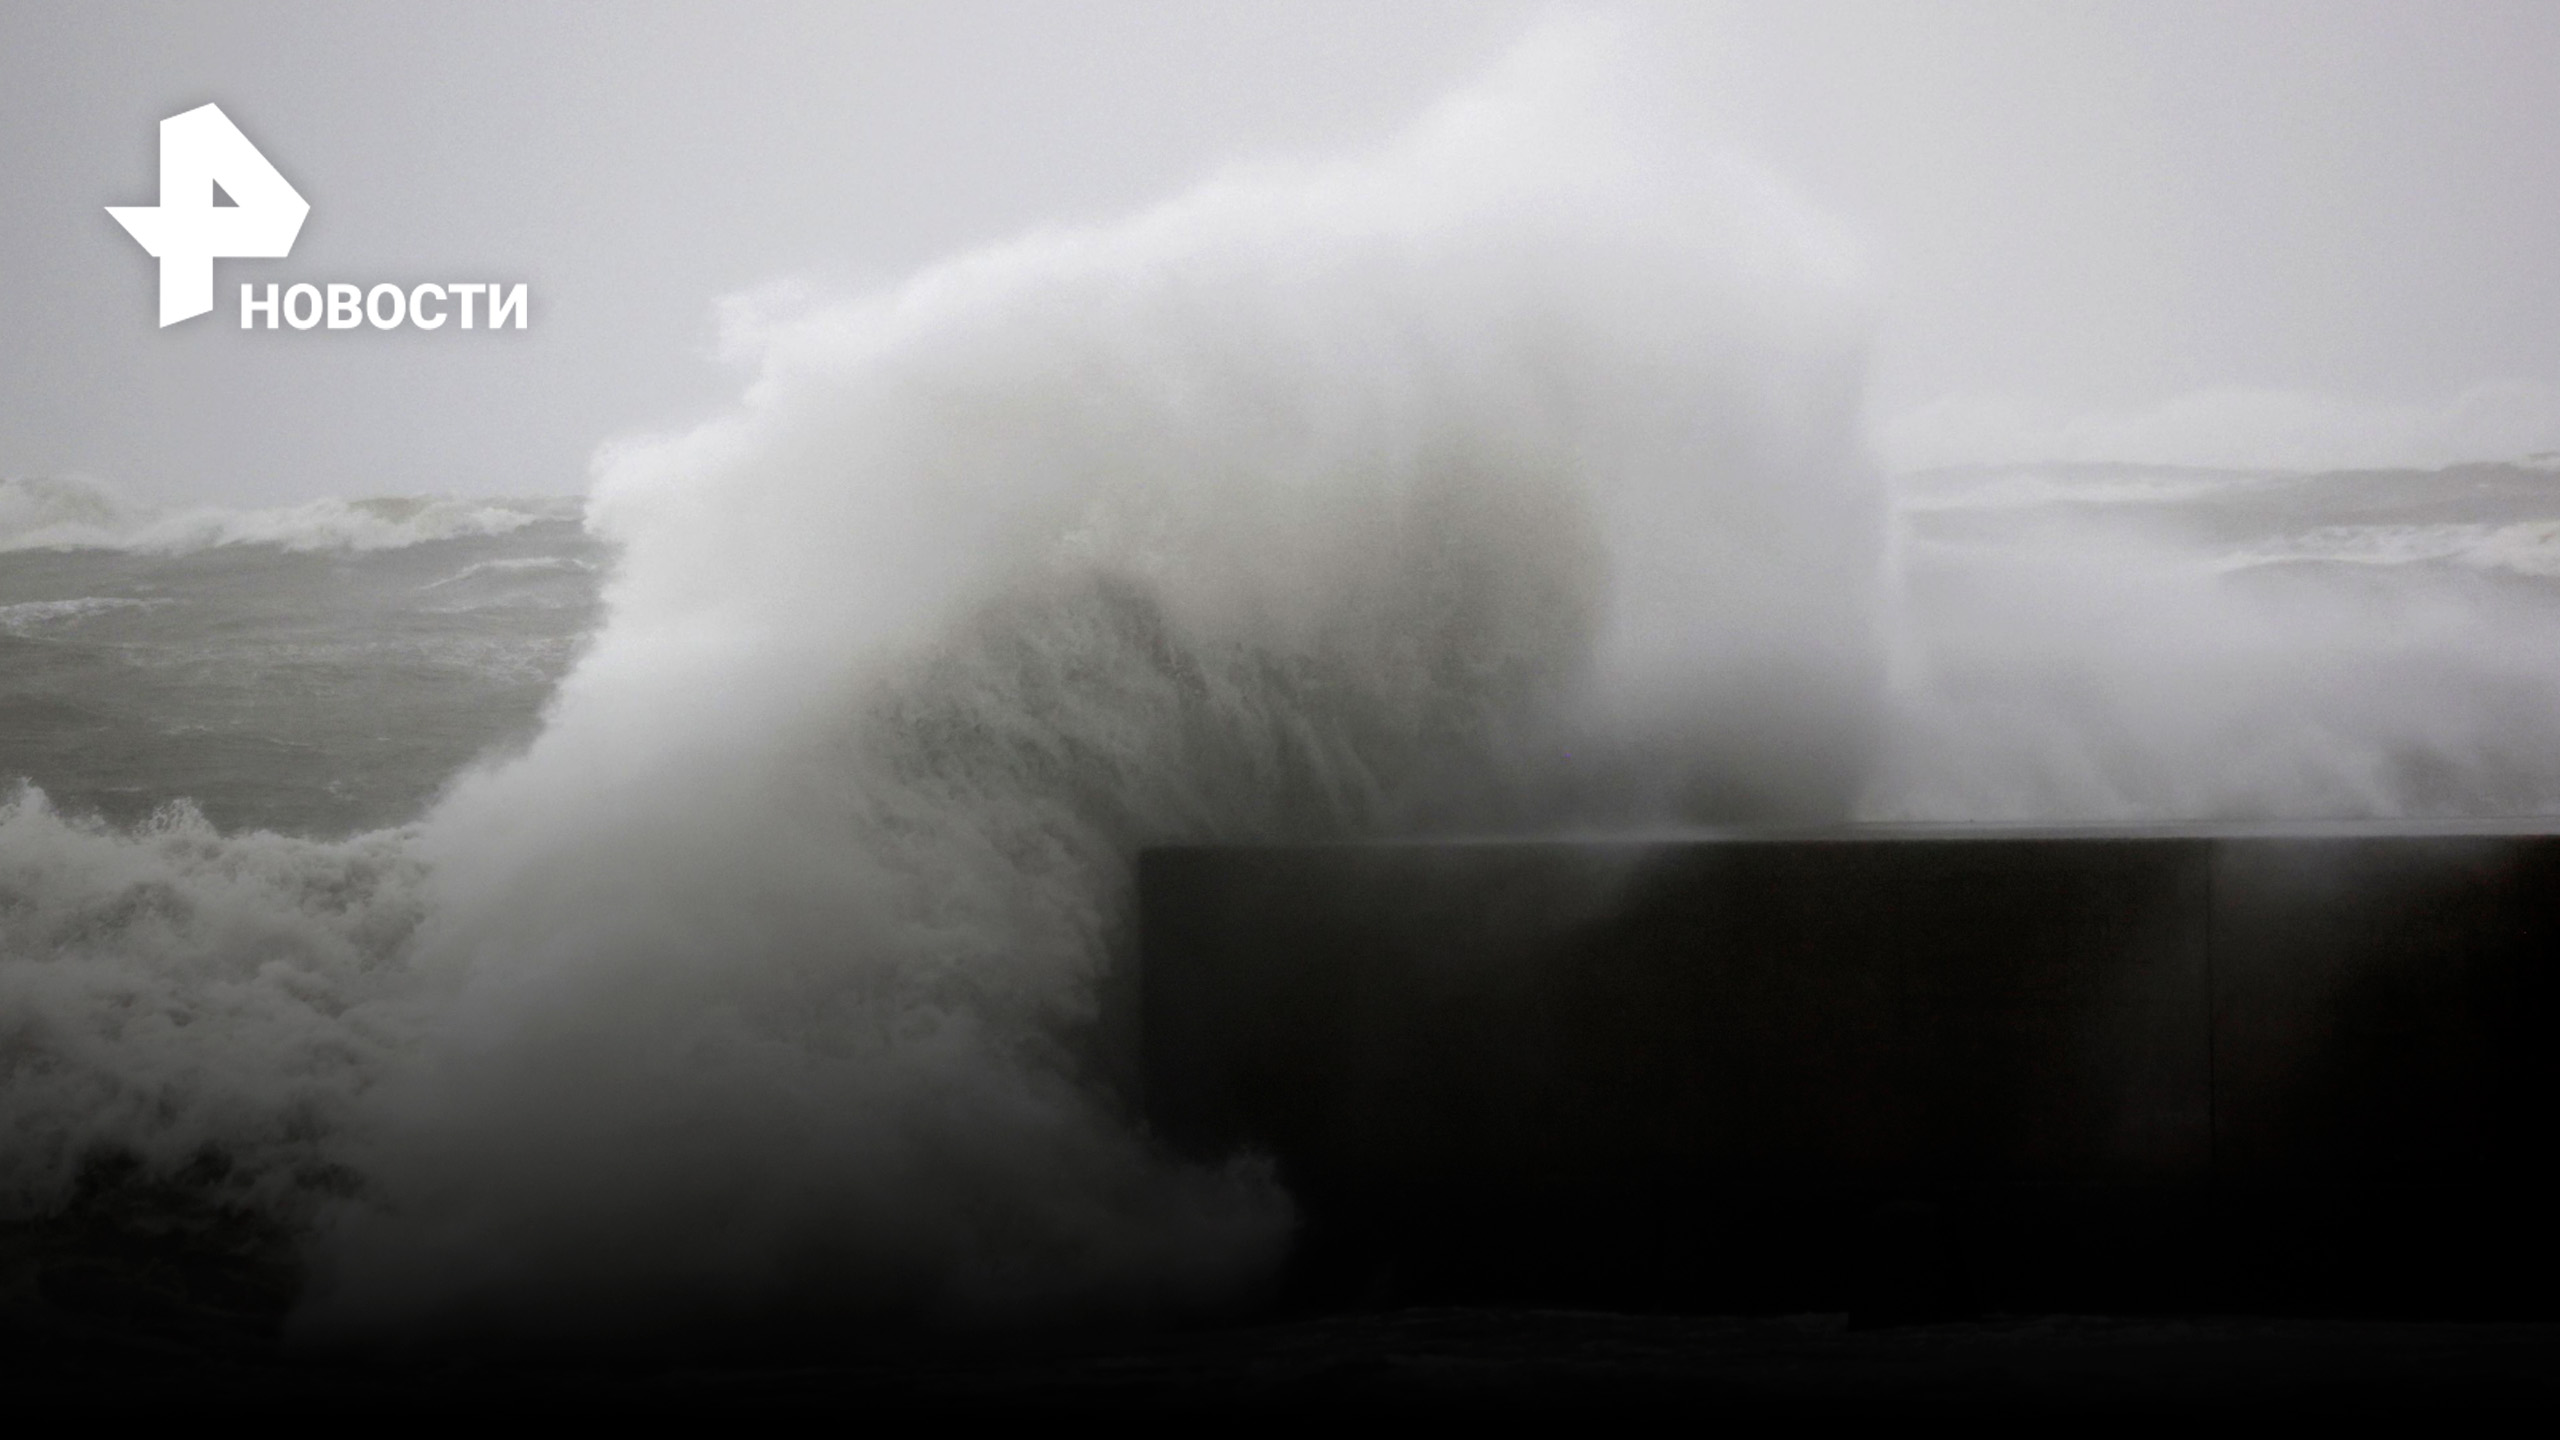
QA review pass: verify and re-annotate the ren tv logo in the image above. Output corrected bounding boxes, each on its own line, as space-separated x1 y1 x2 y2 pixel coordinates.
109 103 529 332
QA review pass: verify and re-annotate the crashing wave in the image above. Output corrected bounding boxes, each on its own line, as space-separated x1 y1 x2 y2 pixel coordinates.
2 21 1881 1341
0 786 428 1223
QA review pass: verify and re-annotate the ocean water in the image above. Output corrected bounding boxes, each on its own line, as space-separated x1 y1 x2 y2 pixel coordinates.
7 28 2560 1346
12 462 2558 845
1878 459 2560 821
11 451 2559 1345
0 490 602 835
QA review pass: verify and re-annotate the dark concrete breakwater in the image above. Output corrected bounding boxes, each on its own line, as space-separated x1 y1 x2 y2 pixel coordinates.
1139 830 2560 1318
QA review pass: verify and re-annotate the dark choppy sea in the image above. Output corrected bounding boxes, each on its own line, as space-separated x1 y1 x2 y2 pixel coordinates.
0 495 602 835
7 463 2560 1407
10 462 2560 845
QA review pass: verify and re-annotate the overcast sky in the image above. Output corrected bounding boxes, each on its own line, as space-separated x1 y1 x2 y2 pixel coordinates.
5 0 2559 503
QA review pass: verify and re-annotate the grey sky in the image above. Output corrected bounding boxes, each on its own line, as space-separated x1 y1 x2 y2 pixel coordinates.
4 1 2558 503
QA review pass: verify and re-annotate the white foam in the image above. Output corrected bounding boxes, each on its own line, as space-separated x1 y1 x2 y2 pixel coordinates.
419 556 598 590
303 19 1881 1336
0 475 577 555
2223 521 2560 578
0 787 429 1221
0 597 171 636
0 20 1882 1340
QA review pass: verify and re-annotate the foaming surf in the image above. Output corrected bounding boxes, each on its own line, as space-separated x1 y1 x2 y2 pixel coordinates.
1872 458 2560 822
0 473 575 556
9 18 2560 1349
3 24 1881 1341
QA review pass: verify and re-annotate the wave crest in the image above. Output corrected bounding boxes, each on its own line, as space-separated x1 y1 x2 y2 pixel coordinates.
4 21 1882 1341
0 474 577 555
303 24 1875 1337
0 787 427 1222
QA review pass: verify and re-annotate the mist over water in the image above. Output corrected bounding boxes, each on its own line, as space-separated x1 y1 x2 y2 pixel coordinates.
1874 461 2560 824
6 28 2560 1342
301 32 1874 1335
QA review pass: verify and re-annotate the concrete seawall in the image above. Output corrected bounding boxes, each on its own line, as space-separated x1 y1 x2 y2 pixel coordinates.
1138 834 2560 1314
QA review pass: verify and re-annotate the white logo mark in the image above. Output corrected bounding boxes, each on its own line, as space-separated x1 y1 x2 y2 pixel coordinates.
107 104 310 327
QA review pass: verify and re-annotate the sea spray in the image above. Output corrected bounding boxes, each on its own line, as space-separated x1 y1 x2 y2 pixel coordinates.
0 22 1879 1340
0 788 428 1221
1871 463 2560 822
285 25 1879 1336
16 21 2560 1344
